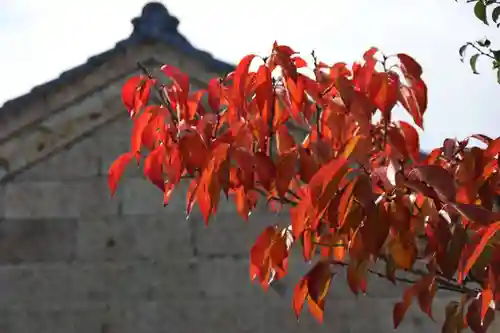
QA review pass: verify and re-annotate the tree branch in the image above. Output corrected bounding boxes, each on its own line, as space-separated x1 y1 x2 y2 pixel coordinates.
329 259 479 295
466 42 496 60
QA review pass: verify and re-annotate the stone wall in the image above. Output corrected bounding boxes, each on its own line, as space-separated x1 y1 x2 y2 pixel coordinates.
0 85 491 333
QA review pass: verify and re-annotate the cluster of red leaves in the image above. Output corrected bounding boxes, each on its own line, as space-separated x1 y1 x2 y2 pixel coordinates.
109 42 500 332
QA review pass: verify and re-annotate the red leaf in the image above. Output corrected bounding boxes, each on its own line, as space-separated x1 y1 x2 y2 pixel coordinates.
485 137 500 159
398 121 421 162
276 124 295 155
393 274 434 328
254 152 276 191
108 151 135 196
130 109 153 156
161 64 190 93
186 177 199 217
398 77 427 129
207 78 222 112
143 145 166 191
250 226 275 285
234 54 257 106
308 156 348 199
298 147 319 183
368 71 399 114
275 150 297 198
411 165 456 202
452 203 500 226
186 90 205 121
255 64 274 133
293 260 333 323
397 53 423 78
292 56 308 68
459 221 500 283
480 268 495 322
346 259 368 295
306 261 333 323
292 279 308 319
179 132 208 175
121 76 152 116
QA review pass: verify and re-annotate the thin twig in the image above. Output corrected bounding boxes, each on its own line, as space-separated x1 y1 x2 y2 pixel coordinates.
329 259 479 295
137 62 179 124
466 42 496 60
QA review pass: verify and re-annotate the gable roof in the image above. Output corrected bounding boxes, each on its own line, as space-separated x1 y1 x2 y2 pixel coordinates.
0 2 234 113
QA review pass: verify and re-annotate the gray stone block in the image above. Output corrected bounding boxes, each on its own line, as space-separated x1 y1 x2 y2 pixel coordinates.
69 261 200 303
120 177 187 216
14 136 100 181
5 181 80 219
0 218 77 264
5 178 120 219
198 257 262 298
76 214 193 262
95 119 143 179
0 264 72 309
193 210 283 256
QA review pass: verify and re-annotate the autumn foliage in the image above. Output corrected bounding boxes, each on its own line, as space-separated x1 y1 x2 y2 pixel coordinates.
109 42 500 332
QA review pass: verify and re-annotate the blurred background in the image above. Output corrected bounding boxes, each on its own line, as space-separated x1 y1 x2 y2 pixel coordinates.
0 0 498 150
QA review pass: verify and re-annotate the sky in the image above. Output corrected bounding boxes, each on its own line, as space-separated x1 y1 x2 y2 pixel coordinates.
0 0 498 151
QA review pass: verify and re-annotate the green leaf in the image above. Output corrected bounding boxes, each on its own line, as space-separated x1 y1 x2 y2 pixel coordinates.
477 38 491 48
474 0 489 25
493 50 500 62
459 44 469 62
497 68 500 84
470 53 481 74
492 5 500 23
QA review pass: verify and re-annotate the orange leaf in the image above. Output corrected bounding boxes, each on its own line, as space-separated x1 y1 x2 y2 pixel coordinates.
389 235 417 270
